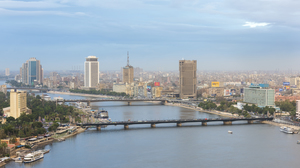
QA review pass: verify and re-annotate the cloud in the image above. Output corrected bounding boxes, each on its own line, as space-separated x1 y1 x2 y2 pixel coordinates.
0 0 65 8
0 8 86 16
243 22 270 28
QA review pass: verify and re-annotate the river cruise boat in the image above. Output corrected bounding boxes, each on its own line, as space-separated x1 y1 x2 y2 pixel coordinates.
23 151 44 163
228 130 233 134
279 126 294 134
94 109 109 118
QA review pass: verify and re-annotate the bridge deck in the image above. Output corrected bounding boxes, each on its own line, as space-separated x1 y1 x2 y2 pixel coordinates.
78 117 273 126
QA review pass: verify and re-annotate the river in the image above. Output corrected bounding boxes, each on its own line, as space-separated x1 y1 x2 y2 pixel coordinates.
2 91 300 168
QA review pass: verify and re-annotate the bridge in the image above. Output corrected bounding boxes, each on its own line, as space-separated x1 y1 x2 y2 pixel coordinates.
55 99 169 106
77 117 273 131
6 87 49 92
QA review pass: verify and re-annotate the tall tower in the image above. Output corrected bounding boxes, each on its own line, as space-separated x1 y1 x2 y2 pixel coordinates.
84 56 99 88
123 52 134 84
20 58 43 85
5 68 9 76
179 60 197 98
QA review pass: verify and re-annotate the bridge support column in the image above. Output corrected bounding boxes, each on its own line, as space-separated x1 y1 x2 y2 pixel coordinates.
124 124 129 129
202 122 207 126
248 120 254 124
177 123 182 127
151 123 156 128
87 101 90 106
128 102 131 106
96 125 101 131
223 121 232 125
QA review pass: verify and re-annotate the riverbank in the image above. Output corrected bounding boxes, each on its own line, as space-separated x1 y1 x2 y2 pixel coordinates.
48 91 111 98
262 121 300 131
166 103 236 118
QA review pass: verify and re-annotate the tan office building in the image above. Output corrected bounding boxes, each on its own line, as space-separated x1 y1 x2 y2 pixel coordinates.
10 89 28 119
179 60 197 98
123 66 134 84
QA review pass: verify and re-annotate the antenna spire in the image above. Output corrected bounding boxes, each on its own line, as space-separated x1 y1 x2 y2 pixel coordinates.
127 51 129 66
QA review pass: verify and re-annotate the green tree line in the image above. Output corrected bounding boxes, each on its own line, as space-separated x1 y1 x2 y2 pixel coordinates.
69 89 128 97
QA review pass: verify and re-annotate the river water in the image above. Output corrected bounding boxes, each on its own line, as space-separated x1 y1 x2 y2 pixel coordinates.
2 91 300 168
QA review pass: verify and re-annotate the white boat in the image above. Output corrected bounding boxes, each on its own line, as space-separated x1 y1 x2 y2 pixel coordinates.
279 126 294 134
14 157 23 163
228 130 233 134
37 149 50 154
23 151 44 163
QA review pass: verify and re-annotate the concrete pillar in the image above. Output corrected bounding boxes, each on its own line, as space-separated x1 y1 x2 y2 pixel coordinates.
96 125 101 131
124 124 129 129
177 123 182 127
223 121 232 125
151 123 156 128
202 122 207 126
128 102 131 106
87 101 90 106
248 120 254 124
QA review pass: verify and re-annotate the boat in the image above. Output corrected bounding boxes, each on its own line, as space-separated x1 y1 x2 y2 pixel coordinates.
23 151 44 163
14 157 23 163
228 130 233 134
297 140 300 144
94 109 109 118
57 138 65 142
37 149 50 154
279 126 294 134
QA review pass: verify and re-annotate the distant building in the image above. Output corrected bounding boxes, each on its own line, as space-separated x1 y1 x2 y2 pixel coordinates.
296 100 300 119
84 56 99 88
5 68 9 76
123 52 134 84
20 58 43 85
243 86 275 107
179 60 197 98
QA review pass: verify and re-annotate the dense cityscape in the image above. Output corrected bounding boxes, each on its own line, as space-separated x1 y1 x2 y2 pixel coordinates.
1 0 300 167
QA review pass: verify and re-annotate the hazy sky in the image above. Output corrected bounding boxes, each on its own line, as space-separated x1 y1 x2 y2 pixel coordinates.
1 0 300 71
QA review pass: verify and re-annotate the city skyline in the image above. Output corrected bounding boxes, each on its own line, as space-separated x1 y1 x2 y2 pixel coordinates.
1 0 300 71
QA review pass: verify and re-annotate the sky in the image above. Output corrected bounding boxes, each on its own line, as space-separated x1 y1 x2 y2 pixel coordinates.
1 0 300 71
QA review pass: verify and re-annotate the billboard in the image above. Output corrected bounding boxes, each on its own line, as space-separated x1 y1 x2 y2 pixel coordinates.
284 86 290 90
147 86 151 92
224 89 231 96
279 88 283 92
211 82 220 87
154 82 160 86
259 84 269 88
283 82 290 86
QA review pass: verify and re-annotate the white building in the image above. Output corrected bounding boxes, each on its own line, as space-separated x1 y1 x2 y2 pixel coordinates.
296 100 300 119
84 56 99 88
5 68 9 76
243 86 275 107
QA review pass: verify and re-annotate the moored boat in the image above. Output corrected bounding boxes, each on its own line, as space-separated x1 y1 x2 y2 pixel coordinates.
228 130 233 134
279 126 294 134
23 151 44 163
14 157 23 163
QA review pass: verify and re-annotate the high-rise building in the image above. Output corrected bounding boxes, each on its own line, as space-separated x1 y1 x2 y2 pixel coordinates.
5 68 9 76
10 89 28 119
84 56 99 88
296 100 300 119
179 60 197 98
20 58 43 85
123 52 134 84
